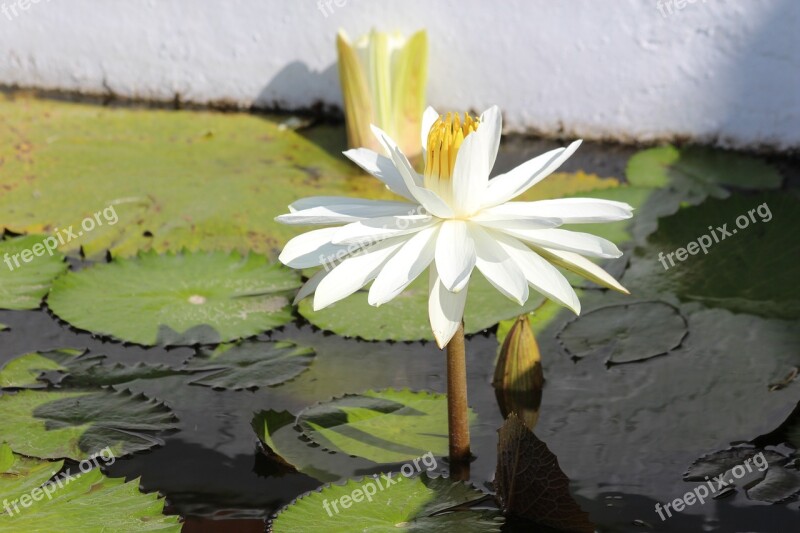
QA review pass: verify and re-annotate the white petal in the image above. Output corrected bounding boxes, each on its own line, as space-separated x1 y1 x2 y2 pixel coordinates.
482 140 582 208
428 263 469 349
481 198 633 224
470 210 562 231
313 239 405 310
331 214 435 246
343 148 416 201
279 227 344 269
369 125 423 187
535 246 629 294
434 220 476 292
450 106 501 216
421 106 439 155
470 224 529 305
374 126 454 219
492 232 581 314
368 225 439 306
277 197 418 225
500 228 622 258
293 269 328 304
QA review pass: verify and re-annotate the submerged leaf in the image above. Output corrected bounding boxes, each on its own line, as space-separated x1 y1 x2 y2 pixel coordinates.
297 389 475 464
0 349 178 388
47 250 301 346
269 474 502 532
0 443 181 530
495 414 593 533
0 235 67 310
0 389 178 461
558 301 687 364
186 339 315 390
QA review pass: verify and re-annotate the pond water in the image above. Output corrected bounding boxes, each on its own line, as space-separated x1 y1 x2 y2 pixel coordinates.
0 95 798 532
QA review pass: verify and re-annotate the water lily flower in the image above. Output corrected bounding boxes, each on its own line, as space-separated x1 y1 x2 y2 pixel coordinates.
336 29 428 158
276 106 632 348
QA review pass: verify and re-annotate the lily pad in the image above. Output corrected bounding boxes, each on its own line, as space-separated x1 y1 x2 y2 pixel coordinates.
623 191 800 319
0 348 179 389
297 389 476 464
47 250 301 346
186 339 315 390
0 389 178 461
495 414 594 533
684 446 800 503
252 410 379 483
0 93 397 259
626 145 782 199
0 234 67 310
557 301 688 364
0 442 181 531
269 474 503 532
299 273 546 342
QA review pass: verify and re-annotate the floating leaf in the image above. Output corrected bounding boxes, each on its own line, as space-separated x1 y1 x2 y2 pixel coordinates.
625 145 782 199
297 389 475 464
0 349 85 388
269 474 502 532
186 339 315 390
47 250 301 346
0 348 179 389
299 273 546 342
495 414 593 532
0 93 396 259
684 446 800 503
493 315 543 430
0 442 181 531
252 410 376 482
0 235 67 310
624 191 800 319
557 301 687 364
0 389 178 461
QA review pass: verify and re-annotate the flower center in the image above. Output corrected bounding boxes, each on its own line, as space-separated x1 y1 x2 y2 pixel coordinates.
424 112 479 187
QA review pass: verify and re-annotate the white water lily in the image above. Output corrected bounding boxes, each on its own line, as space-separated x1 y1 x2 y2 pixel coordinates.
277 106 632 348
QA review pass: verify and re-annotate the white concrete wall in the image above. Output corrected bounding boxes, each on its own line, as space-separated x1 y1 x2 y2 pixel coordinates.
1 0 797 149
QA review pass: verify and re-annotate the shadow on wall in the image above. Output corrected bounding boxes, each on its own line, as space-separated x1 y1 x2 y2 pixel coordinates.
255 61 340 113
715 0 798 149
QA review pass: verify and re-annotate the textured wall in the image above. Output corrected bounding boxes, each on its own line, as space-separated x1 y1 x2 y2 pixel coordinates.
0 0 797 148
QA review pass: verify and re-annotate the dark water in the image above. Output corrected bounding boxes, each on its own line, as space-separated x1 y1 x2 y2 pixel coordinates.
1 136 798 532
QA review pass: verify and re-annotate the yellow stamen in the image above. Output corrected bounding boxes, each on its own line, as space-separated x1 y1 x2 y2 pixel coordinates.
424 112 479 189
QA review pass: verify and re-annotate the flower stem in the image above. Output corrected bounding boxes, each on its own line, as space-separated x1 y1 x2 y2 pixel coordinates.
446 322 470 480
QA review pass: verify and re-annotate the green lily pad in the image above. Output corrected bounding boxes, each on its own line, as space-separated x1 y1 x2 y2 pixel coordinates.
186 339 315 390
0 93 400 260
557 301 688 364
626 145 782 198
299 273 546 342
624 191 800 319
0 348 179 389
0 442 181 531
0 235 67 310
252 410 377 483
47 250 301 346
0 389 178 461
269 474 503 532
297 389 475 464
